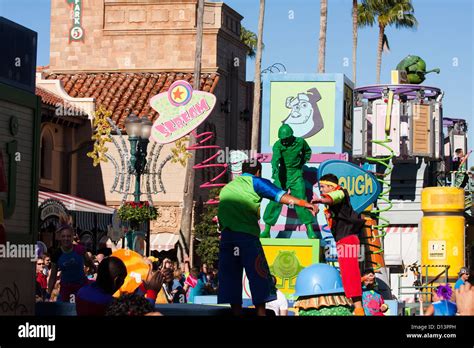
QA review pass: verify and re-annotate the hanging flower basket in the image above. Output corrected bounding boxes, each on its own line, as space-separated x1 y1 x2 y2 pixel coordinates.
117 201 159 225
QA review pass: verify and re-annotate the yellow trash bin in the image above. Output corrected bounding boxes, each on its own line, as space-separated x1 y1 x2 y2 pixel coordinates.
421 187 465 283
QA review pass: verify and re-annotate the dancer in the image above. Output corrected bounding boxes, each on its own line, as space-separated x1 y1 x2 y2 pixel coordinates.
218 161 318 316
312 174 366 315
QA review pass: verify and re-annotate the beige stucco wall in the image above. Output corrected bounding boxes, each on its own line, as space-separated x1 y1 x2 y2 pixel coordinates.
49 0 244 73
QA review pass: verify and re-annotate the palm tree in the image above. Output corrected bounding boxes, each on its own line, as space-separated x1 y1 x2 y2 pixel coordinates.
318 0 328 73
250 0 265 151
352 0 358 85
240 26 260 58
358 0 418 83
180 0 205 265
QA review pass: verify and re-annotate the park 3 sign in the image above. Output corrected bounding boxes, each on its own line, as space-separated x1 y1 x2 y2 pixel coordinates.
67 0 84 41
150 80 216 144
318 160 381 214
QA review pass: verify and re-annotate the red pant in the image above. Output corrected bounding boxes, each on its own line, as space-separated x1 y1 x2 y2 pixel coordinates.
336 235 362 299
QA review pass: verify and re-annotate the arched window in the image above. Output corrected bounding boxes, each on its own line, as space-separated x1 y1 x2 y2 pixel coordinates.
40 130 53 180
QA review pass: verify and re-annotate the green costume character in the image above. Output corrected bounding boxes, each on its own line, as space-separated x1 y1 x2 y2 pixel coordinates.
261 124 317 239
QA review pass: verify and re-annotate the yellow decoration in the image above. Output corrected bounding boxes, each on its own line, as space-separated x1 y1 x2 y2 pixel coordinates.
171 137 192 167
87 105 113 167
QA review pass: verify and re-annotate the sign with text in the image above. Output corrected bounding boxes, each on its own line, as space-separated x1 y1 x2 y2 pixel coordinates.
67 0 84 41
150 80 216 144
318 160 381 213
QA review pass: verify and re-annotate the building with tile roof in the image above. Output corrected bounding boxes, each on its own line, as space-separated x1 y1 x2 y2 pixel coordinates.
37 0 253 256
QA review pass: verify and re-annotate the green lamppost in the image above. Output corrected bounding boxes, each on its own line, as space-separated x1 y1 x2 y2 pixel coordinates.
124 114 153 255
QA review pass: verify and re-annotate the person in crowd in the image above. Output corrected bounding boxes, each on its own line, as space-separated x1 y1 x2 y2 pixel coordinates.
77 256 169 315
204 270 217 295
84 251 97 281
311 174 366 316
420 284 457 316
455 282 474 315
35 256 48 302
198 263 209 284
184 267 206 303
43 253 51 277
265 276 288 316
96 253 106 264
76 256 128 316
361 269 388 316
455 267 470 290
217 161 317 316
162 258 173 270
47 219 93 302
169 269 187 303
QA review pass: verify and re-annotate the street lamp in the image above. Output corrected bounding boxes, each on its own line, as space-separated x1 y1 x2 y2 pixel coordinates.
125 114 153 203
124 114 153 255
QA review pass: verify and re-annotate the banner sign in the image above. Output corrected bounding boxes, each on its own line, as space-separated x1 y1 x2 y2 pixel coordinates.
150 80 216 144
318 160 381 213
67 0 84 41
39 199 68 221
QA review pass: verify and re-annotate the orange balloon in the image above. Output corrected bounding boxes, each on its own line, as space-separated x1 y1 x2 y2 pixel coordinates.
111 249 151 297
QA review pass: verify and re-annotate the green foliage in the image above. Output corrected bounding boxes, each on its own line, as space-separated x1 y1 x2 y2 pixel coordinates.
194 188 221 267
358 0 418 29
240 26 264 58
196 236 220 267
118 201 159 224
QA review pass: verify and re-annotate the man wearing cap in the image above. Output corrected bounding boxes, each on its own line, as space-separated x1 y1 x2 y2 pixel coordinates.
455 267 470 290
261 124 317 239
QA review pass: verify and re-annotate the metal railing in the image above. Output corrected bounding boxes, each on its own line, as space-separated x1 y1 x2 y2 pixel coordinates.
398 263 450 301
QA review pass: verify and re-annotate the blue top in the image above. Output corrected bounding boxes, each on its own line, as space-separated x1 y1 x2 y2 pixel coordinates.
433 300 457 316
51 244 86 284
454 278 465 290
171 279 186 303
187 279 206 303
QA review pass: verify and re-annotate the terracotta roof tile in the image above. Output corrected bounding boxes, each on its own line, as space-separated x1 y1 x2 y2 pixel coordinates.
43 72 220 129
35 86 87 116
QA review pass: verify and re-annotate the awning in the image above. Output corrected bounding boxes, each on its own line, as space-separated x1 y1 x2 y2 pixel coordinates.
149 233 179 252
38 191 115 214
38 191 115 231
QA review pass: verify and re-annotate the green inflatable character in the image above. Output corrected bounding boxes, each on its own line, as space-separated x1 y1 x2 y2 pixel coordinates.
396 55 440 84
261 124 317 239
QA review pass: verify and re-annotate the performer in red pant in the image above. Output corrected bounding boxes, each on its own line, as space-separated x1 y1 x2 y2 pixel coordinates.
312 174 366 315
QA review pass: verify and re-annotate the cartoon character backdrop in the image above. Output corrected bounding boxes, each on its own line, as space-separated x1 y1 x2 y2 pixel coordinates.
261 74 354 154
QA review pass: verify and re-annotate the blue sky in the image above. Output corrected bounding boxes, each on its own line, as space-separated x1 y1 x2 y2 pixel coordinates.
1 0 473 154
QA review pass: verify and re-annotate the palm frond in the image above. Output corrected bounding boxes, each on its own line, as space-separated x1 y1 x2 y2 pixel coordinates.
240 26 263 59
357 2 376 27
382 33 390 53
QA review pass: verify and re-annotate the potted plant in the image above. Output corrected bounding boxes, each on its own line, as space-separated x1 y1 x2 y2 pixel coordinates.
117 201 159 230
